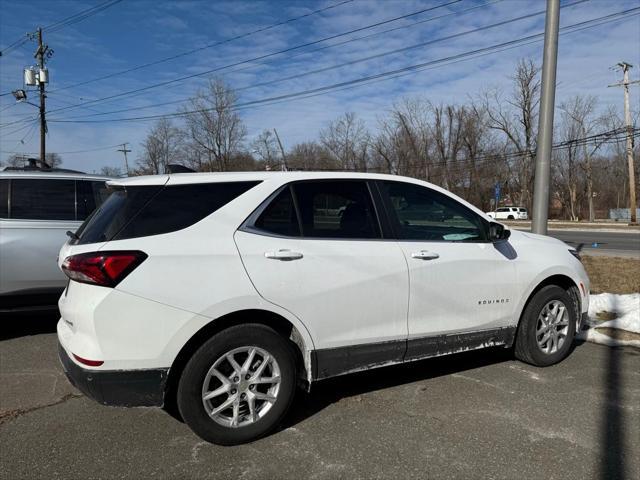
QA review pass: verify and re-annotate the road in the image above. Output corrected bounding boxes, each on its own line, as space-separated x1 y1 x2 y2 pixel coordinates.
513 228 640 258
1 316 639 480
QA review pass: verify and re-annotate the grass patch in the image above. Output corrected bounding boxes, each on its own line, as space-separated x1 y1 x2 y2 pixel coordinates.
582 256 640 294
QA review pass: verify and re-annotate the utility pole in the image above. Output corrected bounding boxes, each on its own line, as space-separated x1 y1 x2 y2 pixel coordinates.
117 143 131 175
531 0 560 235
273 128 288 171
35 28 47 165
609 62 639 225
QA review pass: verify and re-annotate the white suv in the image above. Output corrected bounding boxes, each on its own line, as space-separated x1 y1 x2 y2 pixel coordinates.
486 206 529 220
57 172 589 445
0 169 109 313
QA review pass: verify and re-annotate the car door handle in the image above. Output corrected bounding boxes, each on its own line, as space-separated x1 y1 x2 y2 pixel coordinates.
264 249 304 261
411 250 439 260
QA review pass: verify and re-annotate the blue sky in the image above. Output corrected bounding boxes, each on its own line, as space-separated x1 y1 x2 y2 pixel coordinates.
0 0 638 173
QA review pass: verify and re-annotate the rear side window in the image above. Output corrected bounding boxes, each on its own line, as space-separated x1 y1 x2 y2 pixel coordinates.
76 181 259 244
254 187 300 237
10 179 75 220
0 180 8 218
247 181 381 240
293 181 380 239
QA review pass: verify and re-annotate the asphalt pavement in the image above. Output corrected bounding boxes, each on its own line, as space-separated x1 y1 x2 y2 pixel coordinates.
1 315 639 480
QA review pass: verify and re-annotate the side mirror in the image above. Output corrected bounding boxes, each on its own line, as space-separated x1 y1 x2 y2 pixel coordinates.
488 222 511 242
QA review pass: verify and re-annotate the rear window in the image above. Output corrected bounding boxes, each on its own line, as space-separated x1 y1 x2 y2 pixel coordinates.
75 181 260 244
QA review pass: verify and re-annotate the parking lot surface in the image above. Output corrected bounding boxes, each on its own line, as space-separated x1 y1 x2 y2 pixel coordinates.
1 315 639 480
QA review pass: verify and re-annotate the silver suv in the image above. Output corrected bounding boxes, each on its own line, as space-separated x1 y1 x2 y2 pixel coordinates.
0 168 110 313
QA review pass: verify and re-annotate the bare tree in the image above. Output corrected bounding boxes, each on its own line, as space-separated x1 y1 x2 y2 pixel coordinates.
554 108 584 220
1 154 29 168
320 112 370 171
138 117 182 174
483 59 540 209
429 103 465 190
1 153 62 168
182 77 247 172
559 95 598 221
99 166 123 177
45 153 63 168
251 130 280 170
373 97 431 178
287 141 337 170
597 106 629 211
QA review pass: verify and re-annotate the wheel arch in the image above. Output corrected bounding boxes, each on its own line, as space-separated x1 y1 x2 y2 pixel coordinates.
516 273 582 337
164 309 312 414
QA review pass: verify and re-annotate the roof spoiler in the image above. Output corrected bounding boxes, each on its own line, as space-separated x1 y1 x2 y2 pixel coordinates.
166 164 195 174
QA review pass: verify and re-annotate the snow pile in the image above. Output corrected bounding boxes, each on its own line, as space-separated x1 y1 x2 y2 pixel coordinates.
577 293 640 347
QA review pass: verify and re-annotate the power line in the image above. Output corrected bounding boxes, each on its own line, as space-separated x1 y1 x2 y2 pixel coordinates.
2 118 38 136
45 7 639 125
0 143 124 156
49 0 357 93
55 0 578 120
46 0 503 118
44 0 465 114
48 1 502 121
0 0 123 57
44 0 123 34
0 34 31 58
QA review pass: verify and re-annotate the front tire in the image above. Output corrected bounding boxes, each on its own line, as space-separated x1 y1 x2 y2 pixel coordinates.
177 324 297 445
514 285 577 367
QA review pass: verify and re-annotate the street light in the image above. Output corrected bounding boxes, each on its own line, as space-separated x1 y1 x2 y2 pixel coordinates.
11 89 27 102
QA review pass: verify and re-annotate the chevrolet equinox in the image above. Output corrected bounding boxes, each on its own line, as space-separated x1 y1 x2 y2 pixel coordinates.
57 172 589 445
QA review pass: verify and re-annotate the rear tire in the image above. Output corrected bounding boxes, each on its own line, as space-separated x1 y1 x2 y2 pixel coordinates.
177 324 297 445
514 285 577 367
507 215 515 219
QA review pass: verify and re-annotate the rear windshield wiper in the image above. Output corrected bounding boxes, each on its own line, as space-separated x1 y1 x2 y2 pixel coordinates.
66 230 79 240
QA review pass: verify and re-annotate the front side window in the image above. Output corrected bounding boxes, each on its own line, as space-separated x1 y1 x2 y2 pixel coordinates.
10 179 75 220
380 181 485 242
292 181 381 239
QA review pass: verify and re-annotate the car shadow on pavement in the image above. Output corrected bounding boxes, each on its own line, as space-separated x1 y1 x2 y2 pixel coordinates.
0 310 59 341
280 346 514 432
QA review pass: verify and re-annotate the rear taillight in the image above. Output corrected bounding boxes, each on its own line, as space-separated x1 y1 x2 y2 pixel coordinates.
61 251 147 287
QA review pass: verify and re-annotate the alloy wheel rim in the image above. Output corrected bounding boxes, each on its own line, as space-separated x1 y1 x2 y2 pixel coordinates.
536 300 570 354
201 346 281 428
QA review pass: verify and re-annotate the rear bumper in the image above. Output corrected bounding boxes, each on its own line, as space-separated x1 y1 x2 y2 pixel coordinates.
58 341 168 407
